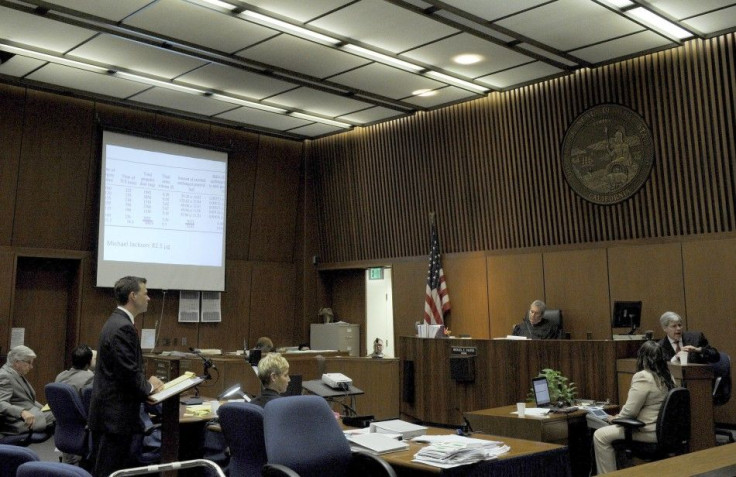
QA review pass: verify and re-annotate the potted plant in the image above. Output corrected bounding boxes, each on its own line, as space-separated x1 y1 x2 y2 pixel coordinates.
529 368 577 406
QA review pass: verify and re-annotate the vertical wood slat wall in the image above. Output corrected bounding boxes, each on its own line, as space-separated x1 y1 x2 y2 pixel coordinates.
307 34 736 264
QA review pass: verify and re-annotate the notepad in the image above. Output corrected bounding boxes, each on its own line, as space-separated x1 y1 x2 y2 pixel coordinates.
370 419 428 440
347 433 409 455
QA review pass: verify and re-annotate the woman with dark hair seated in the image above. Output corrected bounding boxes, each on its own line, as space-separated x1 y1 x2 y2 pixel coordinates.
593 340 675 474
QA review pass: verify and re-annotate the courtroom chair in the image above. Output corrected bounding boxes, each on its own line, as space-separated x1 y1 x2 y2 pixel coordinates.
45 382 92 466
16 461 92 477
261 396 396 477
217 402 265 477
0 425 54 447
543 309 565 338
612 387 690 466
131 405 161 466
712 352 734 443
0 443 39 476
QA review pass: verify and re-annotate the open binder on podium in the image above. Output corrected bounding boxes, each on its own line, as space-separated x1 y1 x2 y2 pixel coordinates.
147 371 205 404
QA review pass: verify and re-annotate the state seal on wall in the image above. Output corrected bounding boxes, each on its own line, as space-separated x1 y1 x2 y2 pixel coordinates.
561 104 654 205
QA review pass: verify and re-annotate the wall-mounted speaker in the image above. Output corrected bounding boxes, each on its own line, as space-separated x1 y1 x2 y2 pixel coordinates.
450 355 475 382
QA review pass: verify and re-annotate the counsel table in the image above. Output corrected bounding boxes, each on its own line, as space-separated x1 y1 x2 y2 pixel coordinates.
373 426 569 477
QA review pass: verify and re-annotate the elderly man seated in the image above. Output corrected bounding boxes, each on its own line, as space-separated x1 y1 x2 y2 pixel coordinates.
0 345 56 438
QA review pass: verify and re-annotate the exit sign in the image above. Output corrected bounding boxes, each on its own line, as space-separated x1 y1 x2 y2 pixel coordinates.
368 268 384 280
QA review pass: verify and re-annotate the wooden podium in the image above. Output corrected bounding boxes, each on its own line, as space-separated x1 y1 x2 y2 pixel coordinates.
617 359 715 451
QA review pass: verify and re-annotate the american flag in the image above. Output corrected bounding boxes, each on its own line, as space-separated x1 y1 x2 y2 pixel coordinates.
423 222 450 325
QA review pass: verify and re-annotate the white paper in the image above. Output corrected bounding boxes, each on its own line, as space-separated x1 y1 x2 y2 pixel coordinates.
10 328 25 348
141 329 156 350
179 290 200 322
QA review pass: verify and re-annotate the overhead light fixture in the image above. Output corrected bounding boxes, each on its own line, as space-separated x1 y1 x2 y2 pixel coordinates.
412 89 438 97
424 71 489 94
240 10 341 46
340 44 424 73
290 112 352 129
452 54 484 65
627 7 692 40
0 43 109 74
194 0 238 11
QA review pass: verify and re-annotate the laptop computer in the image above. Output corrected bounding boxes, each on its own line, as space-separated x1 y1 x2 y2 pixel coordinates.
532 376 552 407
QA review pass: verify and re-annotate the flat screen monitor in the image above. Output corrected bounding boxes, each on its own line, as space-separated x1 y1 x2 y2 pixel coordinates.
612 301 642 333
532 376 551 407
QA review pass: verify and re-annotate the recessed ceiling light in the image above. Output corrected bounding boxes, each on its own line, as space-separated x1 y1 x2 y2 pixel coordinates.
412 89 437 97
453 54 483 65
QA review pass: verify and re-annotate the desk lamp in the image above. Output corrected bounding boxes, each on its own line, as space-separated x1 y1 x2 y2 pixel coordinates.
218 384 249 401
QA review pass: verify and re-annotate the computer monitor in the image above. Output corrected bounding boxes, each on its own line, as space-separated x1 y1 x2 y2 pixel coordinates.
612 301 642 334
247 348 262 367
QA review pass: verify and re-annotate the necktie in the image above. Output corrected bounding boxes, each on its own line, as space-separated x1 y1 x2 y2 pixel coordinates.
674 340 681 353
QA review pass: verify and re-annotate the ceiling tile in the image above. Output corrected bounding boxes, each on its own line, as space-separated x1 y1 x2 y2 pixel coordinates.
402 33 535 78
681 6 736 35
310 0 458 52
216 107 312 130
236 34 370 78
338 107 406 124
647 0 736 20
242 0 354 23
177 63 297 100
496 0 643 52
477 62 563 89
402 86 481 108
43 0 154 22
0 6 96 53
125 0 277 54
267 87 375 117
436 0 551 22
130 87 235 116
288 123 346 137
571 31 673 64
68 34 207 79
0 55 46 77
330 63 445 100
26 63 150 98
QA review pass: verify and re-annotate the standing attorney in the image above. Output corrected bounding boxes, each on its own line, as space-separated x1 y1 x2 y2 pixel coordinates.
88 276 164 477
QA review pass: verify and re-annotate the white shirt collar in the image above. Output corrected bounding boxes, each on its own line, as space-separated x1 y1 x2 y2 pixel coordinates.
117 306 135 324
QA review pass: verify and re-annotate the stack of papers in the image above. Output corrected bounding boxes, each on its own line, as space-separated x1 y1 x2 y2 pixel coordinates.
370 419 428 440
411 435 510 469
346 433 409 455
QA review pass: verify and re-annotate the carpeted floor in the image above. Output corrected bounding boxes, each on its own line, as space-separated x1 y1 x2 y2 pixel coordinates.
28 437 62 462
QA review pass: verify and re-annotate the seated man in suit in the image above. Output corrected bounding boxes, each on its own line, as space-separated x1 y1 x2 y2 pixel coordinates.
658 311 719 363
512 300 559 339
0 345 56 437
55 344 95 394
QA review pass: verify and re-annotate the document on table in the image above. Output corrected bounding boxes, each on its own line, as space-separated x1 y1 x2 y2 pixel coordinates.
512 407 551 417
411 435 510 468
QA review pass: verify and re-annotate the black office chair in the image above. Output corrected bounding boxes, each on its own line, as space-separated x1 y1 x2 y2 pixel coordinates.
543 309 565 338
712 352 734 443
612 387 690 466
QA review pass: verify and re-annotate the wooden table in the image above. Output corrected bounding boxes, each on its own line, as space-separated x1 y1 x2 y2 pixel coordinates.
606 442 736 476
376 426 569 476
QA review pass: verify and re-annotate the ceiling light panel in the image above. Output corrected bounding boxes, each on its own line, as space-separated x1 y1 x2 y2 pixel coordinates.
329 62 446 100
402 85 481 107
496 0 643 51
627 7 692 39
402 33 534 77
130 87 235 116
68 34 208 79
126 0 278 54
310 0 458 53
236 35 371 78
241 0 354 23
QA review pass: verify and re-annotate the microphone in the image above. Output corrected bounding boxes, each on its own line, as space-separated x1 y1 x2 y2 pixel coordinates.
189 347 216 370
455 407 473 436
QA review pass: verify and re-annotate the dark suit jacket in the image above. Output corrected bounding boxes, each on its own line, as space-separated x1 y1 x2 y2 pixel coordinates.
89 308 152 435
658 331 720 364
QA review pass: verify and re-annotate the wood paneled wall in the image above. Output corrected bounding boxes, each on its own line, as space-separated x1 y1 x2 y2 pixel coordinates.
306 33 736 263
0 85 305 373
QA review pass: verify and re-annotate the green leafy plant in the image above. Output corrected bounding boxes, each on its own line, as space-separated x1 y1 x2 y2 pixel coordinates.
528 368 577 406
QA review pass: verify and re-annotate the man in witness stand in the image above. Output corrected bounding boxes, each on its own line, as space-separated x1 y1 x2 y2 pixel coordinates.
0 345 56 438
369 338 384 358
55 344 95 393
512 300 559 339
658 311 719 364
88 276 164 477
